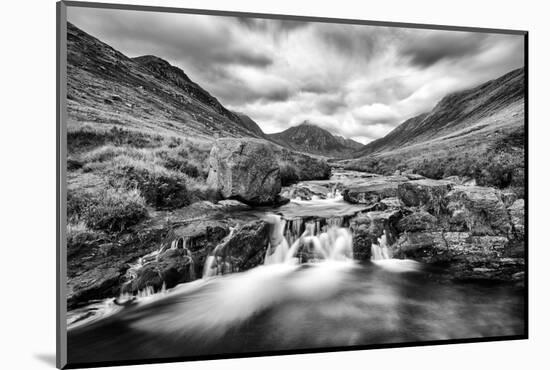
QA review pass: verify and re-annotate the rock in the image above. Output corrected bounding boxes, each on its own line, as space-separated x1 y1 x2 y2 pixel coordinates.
445 185 512 235
444 175 462 184
350 209 402 260
67 223 172 309
396 211 438 233
207 138 281 205
343 176 408 205
344 182 399 204
508 199 525 239
397 179 454 214
205 220 270 275
67 266 124 309
171 220 231 274
380 197 401 209
283 182 335 200
127 248 195 293
501 190 518 207
405 173 425 180
392 231 522 281
392 232 448 263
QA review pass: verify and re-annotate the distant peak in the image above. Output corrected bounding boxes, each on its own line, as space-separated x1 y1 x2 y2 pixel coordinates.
132 55 172 67
298 120 316 127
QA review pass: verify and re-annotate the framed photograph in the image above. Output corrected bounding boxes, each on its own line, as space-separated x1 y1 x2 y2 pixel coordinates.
57 1 527 368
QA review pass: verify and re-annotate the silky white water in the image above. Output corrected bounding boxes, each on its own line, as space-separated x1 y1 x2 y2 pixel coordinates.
67 171 524 363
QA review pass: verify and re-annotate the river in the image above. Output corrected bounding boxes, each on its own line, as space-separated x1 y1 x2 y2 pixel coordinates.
66 170 525 364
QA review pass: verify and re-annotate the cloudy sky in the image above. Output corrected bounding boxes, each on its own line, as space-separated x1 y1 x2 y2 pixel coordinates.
68 7 524 144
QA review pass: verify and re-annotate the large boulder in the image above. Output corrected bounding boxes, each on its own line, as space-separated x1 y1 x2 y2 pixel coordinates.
397 179 454 214
445 185 512 235
207 138 282 205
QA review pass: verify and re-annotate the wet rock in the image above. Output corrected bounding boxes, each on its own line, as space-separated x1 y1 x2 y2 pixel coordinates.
350 209 402 260
205 220 270 275
501 190 518 207
171 220 231 273
392 231 522 281
343 182 399 204
445 185 512 235
392 232 448 263
396 211 439 233
282 182 336 200
67 224 172 309
67 266 124 309
127 248 195 293
207 138 281 205
380 197 401 209
397 179 454 214
508 199 525 239
444 175 462 184
343 176 407 205
405 173 425 180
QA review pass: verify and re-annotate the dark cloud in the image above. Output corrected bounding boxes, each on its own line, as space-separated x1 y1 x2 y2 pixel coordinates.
400 32 490 68
316 24 381 57
67 6 524 143
316 95 347 115
236 17 309 33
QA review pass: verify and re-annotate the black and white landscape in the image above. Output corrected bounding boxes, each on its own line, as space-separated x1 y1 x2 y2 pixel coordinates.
64 7 526 366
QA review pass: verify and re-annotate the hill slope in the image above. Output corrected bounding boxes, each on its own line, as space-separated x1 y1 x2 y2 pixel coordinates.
67 22 265 140
268 122 362 157
344 68 525 194
355 68 524 157
334 135 364 151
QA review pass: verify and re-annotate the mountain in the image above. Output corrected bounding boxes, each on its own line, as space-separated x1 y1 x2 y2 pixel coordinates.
355 68 524 157
66 22 266 140
344 67 525 193
334 136 364 151
268 121 360 157
233 112 270 139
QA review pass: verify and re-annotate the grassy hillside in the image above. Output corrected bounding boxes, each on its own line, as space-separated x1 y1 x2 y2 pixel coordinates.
343 68 525 196
66 22 330 250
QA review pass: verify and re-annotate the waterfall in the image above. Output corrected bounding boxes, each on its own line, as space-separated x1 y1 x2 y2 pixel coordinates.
121 236 195 295
370 230 392 261
370 230 421 273
203 227 236 278
264 214 353 265
326 186 342 200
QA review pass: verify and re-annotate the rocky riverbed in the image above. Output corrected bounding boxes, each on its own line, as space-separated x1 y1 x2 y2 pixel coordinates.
67 139 525 310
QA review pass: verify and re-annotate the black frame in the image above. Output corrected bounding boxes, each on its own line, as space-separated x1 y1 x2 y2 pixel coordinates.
56 1 529 368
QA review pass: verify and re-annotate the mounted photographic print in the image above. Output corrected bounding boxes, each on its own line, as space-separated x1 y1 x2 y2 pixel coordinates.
56 1 528 368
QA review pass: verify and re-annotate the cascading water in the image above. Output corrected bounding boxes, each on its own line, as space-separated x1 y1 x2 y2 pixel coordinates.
120 236 195 298
67 170 524 363
263 214 353 265
369 230 422 273
203 227 236 278
371 230 392 260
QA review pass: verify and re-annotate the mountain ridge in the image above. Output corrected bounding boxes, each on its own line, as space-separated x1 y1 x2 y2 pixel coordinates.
67 22 266 140
343 67 525 194
355 67 524 157
268 121 363 157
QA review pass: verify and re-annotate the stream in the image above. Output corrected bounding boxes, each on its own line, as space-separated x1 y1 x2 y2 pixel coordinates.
66 170 525 364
